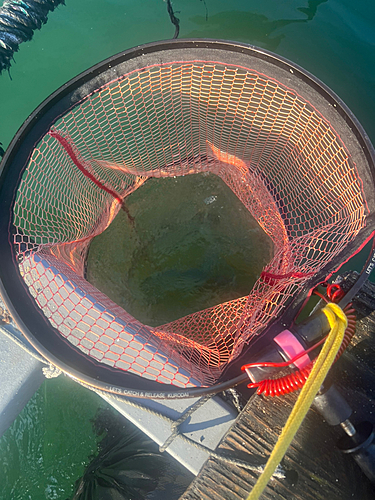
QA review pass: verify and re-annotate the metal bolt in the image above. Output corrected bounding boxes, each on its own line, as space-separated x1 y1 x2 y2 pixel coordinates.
340 419 356 437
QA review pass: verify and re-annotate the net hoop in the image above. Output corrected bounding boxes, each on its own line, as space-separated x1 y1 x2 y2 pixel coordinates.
1 39 375 398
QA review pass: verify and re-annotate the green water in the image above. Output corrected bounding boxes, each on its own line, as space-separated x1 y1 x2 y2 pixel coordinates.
1 0 375 498
0 377 105 500
87 173 272 327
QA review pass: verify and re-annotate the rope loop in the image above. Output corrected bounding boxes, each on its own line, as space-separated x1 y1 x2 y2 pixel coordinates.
322 301 348 331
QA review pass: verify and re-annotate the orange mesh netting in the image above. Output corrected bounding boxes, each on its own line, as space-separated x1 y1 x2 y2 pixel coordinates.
13 60 367 387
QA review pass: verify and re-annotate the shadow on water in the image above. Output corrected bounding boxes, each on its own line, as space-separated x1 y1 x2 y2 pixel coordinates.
185 0 328 51
297 0 329 20
68 407 193 500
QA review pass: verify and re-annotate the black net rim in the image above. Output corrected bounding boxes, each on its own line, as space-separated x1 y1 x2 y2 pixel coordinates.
1 39 375 398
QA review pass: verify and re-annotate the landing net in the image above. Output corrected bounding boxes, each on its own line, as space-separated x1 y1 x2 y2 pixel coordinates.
6 41 375 389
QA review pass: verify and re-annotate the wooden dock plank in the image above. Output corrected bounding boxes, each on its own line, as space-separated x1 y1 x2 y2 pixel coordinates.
181 272 375 500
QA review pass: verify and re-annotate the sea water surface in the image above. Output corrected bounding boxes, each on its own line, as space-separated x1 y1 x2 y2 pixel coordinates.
0 1 374 498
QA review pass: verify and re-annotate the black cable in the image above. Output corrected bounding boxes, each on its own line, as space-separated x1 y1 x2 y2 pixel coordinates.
0 0 65 74
76 372 249 400
200 0 209 22
166 0 180 39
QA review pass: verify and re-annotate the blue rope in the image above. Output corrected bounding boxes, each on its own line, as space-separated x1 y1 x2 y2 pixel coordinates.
0 0 65 74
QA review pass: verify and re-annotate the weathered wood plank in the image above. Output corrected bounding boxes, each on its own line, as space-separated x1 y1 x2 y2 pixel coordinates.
181 272 375 500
